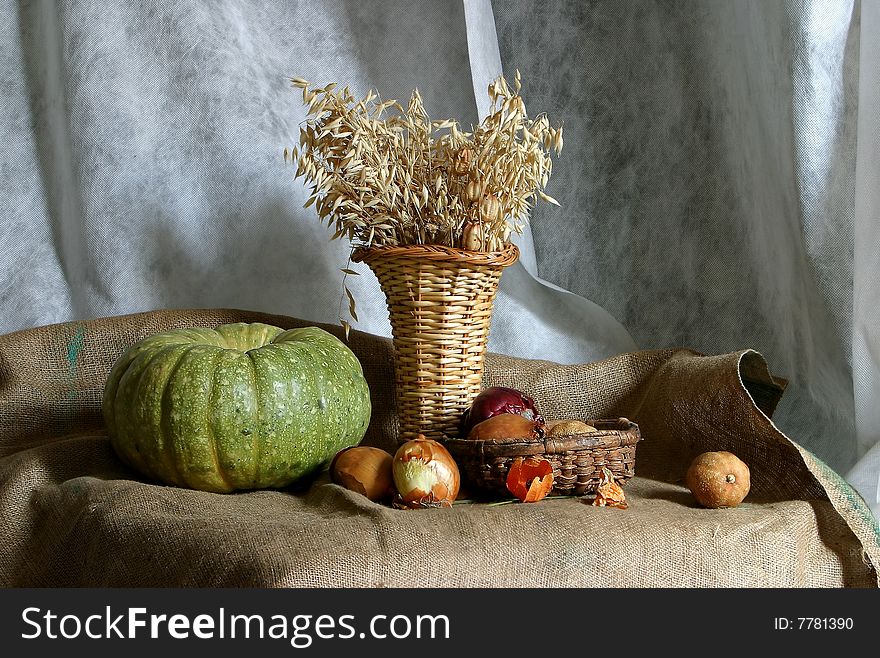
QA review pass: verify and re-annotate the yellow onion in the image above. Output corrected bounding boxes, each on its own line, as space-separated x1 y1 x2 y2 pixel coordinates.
392 436 460 509
330 446 395 502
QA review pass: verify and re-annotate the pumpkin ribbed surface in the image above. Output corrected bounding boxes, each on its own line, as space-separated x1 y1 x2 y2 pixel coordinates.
102 323 371 493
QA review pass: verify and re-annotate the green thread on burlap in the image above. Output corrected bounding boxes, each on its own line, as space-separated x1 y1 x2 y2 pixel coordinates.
803 447 880 547
65 324 86 401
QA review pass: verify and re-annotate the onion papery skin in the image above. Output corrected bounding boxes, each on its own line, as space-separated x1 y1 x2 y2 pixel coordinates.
392 438 460 508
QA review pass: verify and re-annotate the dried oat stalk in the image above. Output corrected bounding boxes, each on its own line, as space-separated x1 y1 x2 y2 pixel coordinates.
286 70 562 251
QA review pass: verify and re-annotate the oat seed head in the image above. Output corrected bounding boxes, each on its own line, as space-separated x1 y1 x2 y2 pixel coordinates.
287 74 561 251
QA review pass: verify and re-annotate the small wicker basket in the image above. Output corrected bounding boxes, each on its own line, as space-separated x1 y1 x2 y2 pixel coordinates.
352 242 519 443
444 417 641 496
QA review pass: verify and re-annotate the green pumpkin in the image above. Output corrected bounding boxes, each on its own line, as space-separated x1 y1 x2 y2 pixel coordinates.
103 322 371 493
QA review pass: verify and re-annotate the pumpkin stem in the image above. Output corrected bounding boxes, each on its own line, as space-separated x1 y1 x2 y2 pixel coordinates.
726 474 736 483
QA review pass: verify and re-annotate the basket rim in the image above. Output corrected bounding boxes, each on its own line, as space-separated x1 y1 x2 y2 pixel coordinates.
351 242 519 267
444 417 641 457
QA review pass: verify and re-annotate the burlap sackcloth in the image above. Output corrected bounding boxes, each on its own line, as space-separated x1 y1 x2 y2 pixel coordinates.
1 308 878 587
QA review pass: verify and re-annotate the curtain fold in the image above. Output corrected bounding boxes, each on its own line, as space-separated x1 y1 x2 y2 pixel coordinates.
849 0 880 516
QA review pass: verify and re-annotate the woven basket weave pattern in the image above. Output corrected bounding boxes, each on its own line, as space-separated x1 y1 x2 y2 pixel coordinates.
445 418 641 496
353 243 519 441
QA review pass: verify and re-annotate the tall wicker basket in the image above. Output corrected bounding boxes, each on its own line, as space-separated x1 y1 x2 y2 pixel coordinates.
352 242 519 442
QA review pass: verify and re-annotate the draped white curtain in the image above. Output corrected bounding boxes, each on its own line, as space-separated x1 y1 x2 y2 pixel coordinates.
1 0 877 518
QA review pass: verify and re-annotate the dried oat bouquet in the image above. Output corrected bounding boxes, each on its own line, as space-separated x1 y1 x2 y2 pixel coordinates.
286 71 563 251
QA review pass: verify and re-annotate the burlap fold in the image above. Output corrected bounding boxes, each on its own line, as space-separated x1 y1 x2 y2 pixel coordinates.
1 309 877 587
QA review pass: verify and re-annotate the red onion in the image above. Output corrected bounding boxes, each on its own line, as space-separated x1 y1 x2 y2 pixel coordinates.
459 386 543 438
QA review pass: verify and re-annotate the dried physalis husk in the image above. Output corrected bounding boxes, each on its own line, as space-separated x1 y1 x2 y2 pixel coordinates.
592 466 628 509
465 179 483 202
506 457 554 503
453 148 473 176
462 222 484 251
479 194 501 223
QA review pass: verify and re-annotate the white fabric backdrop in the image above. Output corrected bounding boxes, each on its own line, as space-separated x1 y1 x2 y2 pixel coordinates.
1 0 876 518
